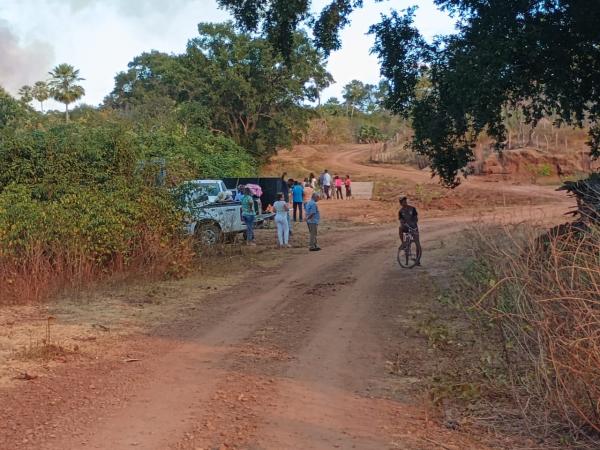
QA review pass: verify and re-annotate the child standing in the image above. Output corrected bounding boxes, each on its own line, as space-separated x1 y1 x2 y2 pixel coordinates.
344 174 352 199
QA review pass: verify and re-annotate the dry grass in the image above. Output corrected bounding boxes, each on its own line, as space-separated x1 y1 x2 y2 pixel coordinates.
462 223 600 446
0 232 195 306
0 228 289 387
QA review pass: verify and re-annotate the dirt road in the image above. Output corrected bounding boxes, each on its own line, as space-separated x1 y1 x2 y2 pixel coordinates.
0 145 572 449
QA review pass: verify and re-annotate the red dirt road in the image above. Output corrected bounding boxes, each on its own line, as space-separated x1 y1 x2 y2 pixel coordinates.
0 145 573 449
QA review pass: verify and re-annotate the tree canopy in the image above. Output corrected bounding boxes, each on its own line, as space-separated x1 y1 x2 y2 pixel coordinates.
105 22 331 159
49 64 86 122
369 1 600 186
220 0 600 186
216 0 374 57
32 81 50 112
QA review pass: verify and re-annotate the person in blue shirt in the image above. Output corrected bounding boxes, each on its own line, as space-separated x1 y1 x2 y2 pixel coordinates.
291 180 304 222
304 193 321 251
234 184 244 202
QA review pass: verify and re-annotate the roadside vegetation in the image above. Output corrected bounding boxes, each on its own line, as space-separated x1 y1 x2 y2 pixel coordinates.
428 178 598 447
0 22 331 304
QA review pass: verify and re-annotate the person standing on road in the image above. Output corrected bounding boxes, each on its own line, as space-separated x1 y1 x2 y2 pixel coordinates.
398 196 421 264
304 193 321 251
241 187 257 246
292 181 304 221
322 169 332 199
273 193 290 248
309 173 317 189
334 175 343 199
280 172 289 202
344 175 352 199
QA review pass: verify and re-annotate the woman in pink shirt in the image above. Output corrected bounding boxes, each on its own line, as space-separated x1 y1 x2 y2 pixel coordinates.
334 175 343 199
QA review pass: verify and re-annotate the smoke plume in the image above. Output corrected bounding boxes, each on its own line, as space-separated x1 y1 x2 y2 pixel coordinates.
0 21 54 95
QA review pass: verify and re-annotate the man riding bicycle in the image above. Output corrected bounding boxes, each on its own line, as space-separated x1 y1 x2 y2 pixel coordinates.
398 196 422 265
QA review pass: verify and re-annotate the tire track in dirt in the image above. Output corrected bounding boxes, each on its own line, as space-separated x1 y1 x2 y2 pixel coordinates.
168 220 504 450
36 228 392 450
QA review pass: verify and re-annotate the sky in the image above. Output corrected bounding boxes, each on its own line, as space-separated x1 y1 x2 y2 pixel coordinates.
0 0 455 110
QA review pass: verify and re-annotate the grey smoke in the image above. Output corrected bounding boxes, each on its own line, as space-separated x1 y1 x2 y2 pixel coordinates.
0 21 54 95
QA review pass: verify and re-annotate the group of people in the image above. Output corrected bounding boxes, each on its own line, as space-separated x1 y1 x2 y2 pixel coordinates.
238 171 421 263
271 190 321 251
317 170 352 200
235 174 322 250
268 171 326 250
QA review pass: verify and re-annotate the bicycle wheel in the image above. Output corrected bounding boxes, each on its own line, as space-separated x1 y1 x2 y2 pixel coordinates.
397 238 419 268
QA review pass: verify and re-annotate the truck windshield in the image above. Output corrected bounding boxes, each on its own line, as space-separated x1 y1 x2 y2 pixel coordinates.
200 183 220 197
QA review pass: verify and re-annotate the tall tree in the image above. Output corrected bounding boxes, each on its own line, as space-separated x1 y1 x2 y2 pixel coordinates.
220 1 600 186
48 64 85 122
106 23 331 159
31 81 50 112
370 2 600 186
342 80 365 117
18 85 33 104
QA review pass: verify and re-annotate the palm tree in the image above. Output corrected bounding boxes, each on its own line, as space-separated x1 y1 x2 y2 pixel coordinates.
48 64 85 122
18 85 33 104
31 81 50 112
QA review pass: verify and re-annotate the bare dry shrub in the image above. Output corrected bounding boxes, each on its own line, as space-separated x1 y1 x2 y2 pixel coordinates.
464 223 600 444
0 230 195 305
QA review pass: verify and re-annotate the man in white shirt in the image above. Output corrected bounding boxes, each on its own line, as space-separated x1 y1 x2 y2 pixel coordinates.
322 169 332 199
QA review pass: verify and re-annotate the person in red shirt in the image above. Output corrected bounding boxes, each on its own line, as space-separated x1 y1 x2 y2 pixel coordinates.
344 175 352 199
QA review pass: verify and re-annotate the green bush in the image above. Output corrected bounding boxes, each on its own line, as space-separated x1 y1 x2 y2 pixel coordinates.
0 117 256 303
0 184 181 262
139 126 256 179
357 124 385 143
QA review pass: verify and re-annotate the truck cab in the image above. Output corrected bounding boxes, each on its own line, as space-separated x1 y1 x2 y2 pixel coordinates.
184 179 232 203
176 179 273 246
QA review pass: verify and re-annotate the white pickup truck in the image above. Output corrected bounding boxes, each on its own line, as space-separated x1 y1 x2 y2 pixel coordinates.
176 179 273 245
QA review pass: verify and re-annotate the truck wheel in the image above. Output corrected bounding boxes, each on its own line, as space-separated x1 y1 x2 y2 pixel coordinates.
196 223 222 246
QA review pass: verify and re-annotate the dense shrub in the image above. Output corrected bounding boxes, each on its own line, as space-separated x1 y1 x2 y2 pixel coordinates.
357 124 385 143
139 126 256 179
0 87 30 129
0 183 189 304
0 115 256 304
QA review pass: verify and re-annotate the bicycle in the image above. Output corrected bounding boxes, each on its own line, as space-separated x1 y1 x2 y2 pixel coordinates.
397 226 421 269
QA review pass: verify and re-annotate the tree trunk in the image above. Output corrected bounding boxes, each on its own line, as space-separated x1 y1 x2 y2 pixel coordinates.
65 103 70 123
40 101 44 113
